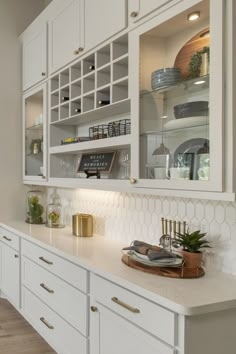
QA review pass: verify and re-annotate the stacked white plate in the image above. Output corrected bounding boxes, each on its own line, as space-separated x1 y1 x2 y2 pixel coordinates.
127 250 183 267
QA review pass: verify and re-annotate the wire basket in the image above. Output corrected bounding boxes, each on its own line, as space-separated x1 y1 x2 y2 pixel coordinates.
108 119 131 137
89 124 109 140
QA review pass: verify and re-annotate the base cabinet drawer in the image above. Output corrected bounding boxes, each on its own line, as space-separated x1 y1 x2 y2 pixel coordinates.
22 256 88 335
22 239 88 292
22 287 88 354
0 227 20 251
91 274 176 346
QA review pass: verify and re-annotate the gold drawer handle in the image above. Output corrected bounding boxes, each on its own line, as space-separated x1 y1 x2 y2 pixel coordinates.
39 256 53 265
40 283 54 294
40 317 54 330
111 297 140 313
3 236 12 241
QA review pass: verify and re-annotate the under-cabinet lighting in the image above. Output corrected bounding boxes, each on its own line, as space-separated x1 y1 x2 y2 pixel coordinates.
187 11 200 21
161 115 168 119
194 80 206 85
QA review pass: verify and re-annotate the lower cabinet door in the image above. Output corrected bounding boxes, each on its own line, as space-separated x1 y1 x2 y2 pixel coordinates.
90 301 175 354
1 242 20 308
22 287 87 354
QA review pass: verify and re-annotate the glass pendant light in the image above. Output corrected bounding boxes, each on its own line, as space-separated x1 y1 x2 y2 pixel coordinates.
152 116 170 168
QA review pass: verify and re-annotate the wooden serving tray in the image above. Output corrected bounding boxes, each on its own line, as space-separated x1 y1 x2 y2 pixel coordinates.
122 254 205 279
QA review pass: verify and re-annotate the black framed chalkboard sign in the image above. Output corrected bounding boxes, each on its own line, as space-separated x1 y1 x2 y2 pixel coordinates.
78 151 116 174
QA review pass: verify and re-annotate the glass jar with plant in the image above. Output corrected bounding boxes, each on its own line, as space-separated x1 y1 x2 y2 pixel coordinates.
173 229 211 268
25 190 45 224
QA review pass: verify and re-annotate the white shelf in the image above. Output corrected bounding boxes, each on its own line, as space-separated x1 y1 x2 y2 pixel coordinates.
50 134 131 155
50 99 130 126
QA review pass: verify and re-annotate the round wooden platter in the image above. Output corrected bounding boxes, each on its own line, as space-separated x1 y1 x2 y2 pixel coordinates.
121 254 205 279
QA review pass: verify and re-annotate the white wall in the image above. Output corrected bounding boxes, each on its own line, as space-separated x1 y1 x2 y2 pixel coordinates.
0 0 46 221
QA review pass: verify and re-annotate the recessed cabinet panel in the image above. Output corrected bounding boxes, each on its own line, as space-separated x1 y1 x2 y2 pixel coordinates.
49 0 83 74
130 0 223 192
23 24 47 91
84 0 127 52
23 83 47 181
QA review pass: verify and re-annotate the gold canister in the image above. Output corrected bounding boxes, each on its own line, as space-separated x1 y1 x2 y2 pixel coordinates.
72 214 93 237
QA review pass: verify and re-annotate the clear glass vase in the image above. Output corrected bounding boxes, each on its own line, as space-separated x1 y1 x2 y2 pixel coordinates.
46 194 65 228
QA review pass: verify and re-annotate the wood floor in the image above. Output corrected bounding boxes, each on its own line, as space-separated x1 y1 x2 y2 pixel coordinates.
0 299 56 354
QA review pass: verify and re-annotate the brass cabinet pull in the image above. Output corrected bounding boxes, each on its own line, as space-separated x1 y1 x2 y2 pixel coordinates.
39 256 53 265
40 283 54 294
90 306 98 312
129 178 137 184
3 236 12 241
111 297 140 313
40 317 54 330
130 11 138 17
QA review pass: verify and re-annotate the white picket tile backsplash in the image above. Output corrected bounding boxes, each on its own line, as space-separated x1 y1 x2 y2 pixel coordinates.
48 188 236 275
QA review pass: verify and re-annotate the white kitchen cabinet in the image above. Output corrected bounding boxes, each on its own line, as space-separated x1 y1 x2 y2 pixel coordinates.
48 0 84 74
23 83 47 182
90 274 175 354
0 242 20 309
129 0 226 193
22 23 47 91
129 0 173 23
84 0 127 52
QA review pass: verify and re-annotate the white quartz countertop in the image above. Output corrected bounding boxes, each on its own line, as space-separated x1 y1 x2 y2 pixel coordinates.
2 220 236 316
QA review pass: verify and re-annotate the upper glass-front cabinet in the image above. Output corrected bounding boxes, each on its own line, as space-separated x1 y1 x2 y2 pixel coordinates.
130 0 224 192
23 83 47 181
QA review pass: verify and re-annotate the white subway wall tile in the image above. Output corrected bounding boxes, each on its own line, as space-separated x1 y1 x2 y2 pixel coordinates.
48 188 236 274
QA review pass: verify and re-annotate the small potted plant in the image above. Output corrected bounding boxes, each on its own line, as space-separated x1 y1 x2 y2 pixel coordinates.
173 229 211 268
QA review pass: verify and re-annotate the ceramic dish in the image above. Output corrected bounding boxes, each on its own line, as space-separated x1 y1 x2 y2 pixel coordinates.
174 101 208 119
164 116 208 131
173 138 209 180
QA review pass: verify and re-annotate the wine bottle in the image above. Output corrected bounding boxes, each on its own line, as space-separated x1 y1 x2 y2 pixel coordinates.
61 96 69 101
98 99 110 106
89 64 95 71
75 108 81 113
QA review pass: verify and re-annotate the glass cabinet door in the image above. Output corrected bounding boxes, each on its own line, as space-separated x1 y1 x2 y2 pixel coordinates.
23 83 47 181
130 0 224 192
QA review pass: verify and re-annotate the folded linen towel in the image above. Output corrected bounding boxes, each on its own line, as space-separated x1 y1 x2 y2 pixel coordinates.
123 240 177 261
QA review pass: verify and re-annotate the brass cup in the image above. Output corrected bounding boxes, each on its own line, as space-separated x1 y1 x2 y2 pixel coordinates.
72 214 93 237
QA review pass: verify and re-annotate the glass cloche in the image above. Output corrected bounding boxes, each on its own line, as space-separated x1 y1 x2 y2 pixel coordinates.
46 194 65 228
25 190 45 224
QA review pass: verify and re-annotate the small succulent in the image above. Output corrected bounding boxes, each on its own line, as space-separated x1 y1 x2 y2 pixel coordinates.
173 229 211 253
188 46 210 79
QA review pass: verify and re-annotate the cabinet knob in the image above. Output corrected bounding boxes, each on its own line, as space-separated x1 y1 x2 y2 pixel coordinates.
74 47 84 55
90 306 98 312
130 11 138 17
14 254 19 258
129 178 137 184
41 72 46 76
